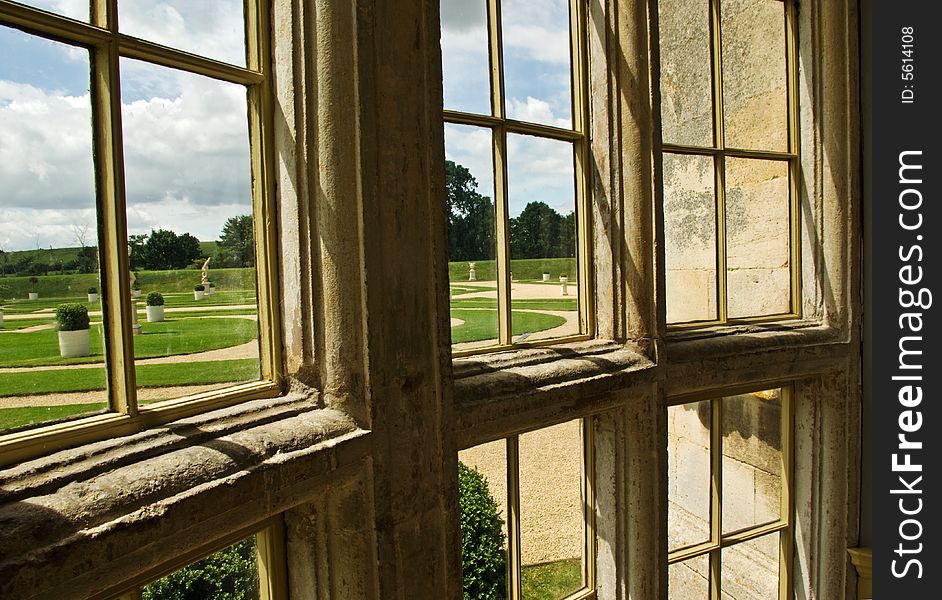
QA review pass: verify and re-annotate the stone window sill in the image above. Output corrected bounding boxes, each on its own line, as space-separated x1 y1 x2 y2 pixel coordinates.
0 389 369 598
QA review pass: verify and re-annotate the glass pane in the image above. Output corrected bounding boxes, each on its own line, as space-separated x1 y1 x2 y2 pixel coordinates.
722 389 783 535
0 27 109 433
664 153 717 323
118 0 246 66
15 1 87 21
519 420 585 599
721 0 788 151
658 0 713 146
668 400 712 551
142 535 260 599
120 59 261 404
502 0 573 129
441 0 491 115
725 158 790 318
445 124 499 352
669 555 710 600
506 134 580 343
721 533 781 600
459 441 509 600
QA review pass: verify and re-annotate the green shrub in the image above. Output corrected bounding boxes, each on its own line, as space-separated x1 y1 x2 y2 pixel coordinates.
142 537 260 600
131 279 142 290
194 284 205 291
146 291 164 306
87 287 97 294
458 461 507 600
55 303 89 331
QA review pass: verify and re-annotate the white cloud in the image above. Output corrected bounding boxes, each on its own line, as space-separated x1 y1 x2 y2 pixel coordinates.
0 66 252 250
444 124 494 199
507 96 571 129
119 0 246 66
506 134 574 218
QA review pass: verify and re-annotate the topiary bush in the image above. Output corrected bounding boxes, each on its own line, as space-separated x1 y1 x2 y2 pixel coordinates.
87 287 98 294
194 284 205 292
142 537 260 600
55 303 89 331
146 291 164 306
458 461 507 600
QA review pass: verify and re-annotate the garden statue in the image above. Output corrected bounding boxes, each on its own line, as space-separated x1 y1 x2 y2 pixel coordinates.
200 257 211 287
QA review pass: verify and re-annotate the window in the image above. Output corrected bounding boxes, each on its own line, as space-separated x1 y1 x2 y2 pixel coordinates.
668 387 793 599
658 0 800 326
0 0 280 464
459 419 594 599
440 0 592 354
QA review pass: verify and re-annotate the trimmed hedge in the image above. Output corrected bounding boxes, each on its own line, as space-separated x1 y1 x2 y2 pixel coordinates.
142 537 260 600
458 461 507 600
55 303 89 331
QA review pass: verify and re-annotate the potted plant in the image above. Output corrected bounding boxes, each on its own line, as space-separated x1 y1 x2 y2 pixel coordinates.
28 276 39 300
145 291 165 322
207 281 215 296
194 283 206 300
131 279 142 298
55 303 91 358
542 271 551 282
87 286 99 302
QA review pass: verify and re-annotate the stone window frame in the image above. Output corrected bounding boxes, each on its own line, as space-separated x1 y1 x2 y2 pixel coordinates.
0 1 862 599
443 0 595 357
0 0 285 468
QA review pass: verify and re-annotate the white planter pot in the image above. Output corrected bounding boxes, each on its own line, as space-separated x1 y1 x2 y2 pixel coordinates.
194 290 205 300
542 273 550 282
207 287 215 296
131 290 142 298
58 329 90 358
87 293 99 302
146 305 165 322
28 292 39 300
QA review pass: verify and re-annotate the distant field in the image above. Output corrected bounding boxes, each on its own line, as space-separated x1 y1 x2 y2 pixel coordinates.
0 267 255 302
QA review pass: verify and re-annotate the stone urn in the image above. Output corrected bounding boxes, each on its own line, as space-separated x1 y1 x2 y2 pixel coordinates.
58 329 90 358
146 305 165 322
28 292 39 300
542 272 551 282
560 275 569 296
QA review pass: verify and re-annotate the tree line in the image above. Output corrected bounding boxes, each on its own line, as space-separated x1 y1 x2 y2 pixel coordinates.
446 160 576 262
0 216 257 277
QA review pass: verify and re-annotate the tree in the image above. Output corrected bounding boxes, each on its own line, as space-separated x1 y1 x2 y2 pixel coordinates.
215 215 255 268
133 229 203 270
128 234 148 270
508 201 575 259
445 160 495 262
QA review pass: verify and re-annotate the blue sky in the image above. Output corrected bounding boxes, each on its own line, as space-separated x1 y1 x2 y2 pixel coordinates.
0 1 249 252
440 0 576 219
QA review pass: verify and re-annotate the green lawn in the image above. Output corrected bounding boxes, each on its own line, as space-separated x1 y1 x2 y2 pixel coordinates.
450 309 566 344
450 298 578 312
0 358 260 399
521 559 583 600
0 359 261 430
0 317 258 368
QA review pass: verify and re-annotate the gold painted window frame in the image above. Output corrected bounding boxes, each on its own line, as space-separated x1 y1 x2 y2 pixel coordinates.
667 384 795 600
490 417 597 600
661 0 802 329
445 0 595 357
0 0 283 467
